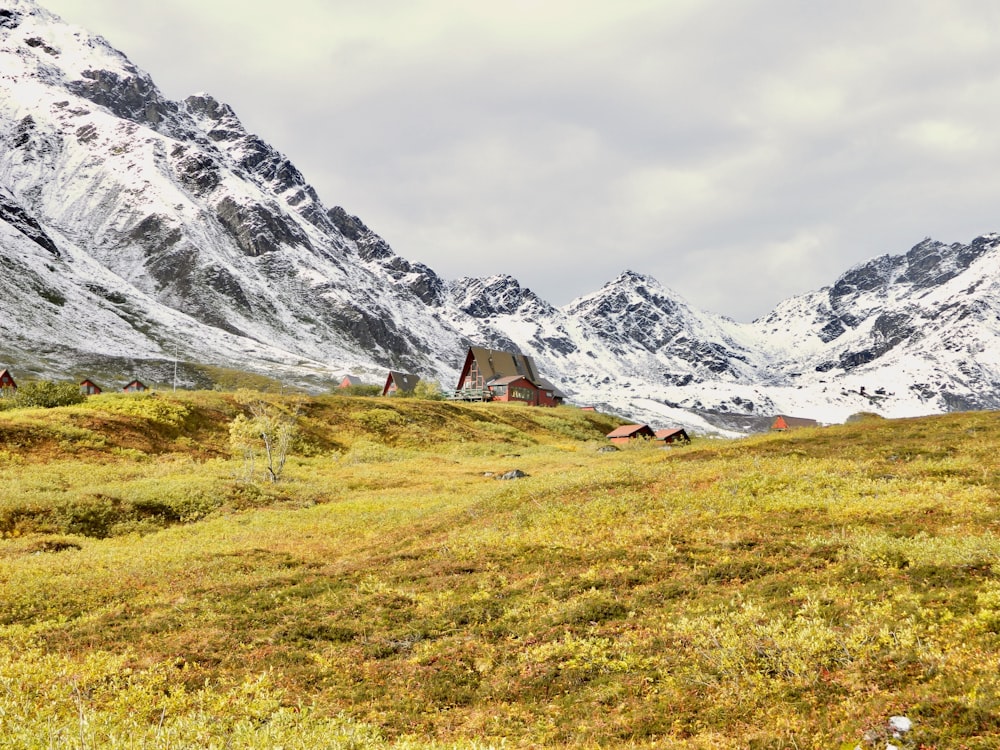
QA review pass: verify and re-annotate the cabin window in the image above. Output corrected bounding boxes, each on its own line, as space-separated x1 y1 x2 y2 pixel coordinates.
511 386 534 401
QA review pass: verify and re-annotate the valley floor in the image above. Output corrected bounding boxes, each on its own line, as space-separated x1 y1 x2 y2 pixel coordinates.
1 392 999 748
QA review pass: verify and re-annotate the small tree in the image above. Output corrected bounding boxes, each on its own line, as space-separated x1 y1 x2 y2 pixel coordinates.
412 379 444 400
229 392 299 483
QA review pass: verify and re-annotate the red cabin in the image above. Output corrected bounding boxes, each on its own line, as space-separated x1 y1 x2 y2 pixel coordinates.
0 368 16 396
80 379 102 396
655 428 690 445
382 371 420 396
606 424 656 444
453 346 565 406
487 375 540 405
123 379 147 393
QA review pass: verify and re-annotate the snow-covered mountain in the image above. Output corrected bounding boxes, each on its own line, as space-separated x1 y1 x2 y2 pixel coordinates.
3 0 1000 436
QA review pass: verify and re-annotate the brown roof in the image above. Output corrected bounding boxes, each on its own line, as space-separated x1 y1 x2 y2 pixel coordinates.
655 428 689 440
536 376 567 399
607 424 655 439
490 374 533 386
467 346 540 383
385 371 420 392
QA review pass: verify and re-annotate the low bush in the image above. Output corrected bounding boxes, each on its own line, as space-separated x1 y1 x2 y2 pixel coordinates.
2 381 85 409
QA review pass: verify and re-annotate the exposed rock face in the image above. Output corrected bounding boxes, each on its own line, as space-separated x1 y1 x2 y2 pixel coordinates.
214 197 312 258
0 8 22 29
0 187 59 256
564 271 753 380
451 275 552 319
329 206 446 305
67 69 178 128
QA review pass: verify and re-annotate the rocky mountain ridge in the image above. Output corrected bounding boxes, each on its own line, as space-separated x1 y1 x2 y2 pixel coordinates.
2 0 1000 435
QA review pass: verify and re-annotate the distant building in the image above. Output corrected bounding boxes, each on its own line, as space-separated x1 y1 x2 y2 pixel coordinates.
382 371 420 396
339 375 364 389
451 346 566 406
0 368 16 396
80 379 102 396
655 428 690 445
606 424 656 444
770 415 818 431
123 379 148 393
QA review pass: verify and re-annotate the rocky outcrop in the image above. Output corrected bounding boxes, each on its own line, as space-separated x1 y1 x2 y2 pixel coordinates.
0 187 59 257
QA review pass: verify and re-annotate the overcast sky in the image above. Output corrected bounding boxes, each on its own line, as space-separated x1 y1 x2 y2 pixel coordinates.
39 0 1000 321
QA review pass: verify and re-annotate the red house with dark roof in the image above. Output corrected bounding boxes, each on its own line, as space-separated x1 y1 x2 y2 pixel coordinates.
123 379 147 392
0 369 16 396
80 379 102 396
382 371 420 396
453 347 566 406
655 428 690 444
606 424 656 444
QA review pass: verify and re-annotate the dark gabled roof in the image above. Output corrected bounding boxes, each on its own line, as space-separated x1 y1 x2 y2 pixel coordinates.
655 428 689 440
607 424 655 439
340 375 363 386
467 346 540 384
386 371 420 392
536 377 567 399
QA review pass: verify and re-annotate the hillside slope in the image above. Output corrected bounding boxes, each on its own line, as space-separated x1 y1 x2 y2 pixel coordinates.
3 400 1000 747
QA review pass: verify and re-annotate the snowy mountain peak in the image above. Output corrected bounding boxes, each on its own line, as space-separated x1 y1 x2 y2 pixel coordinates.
4 2 1000 437
450 274 553 318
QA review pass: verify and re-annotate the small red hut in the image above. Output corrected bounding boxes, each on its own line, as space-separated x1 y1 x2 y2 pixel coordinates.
487 375 540 405
606 424 656 444
770 415 818 431
80 379 102 396
655 428 690 444
0 368 16 396
123 379 147 393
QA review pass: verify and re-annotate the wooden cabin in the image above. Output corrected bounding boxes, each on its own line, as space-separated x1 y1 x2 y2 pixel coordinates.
123 379 148 393
606 424 656 444
0 368 16 396
770 415 818 431
339 375 363 389
452 346 566 406
79 379 102 396
535 377 567 407
655 428 690 445
487 374 541 405
382 371 420 396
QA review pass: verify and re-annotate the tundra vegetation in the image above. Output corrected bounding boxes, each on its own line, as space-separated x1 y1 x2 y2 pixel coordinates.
1 390 1000 748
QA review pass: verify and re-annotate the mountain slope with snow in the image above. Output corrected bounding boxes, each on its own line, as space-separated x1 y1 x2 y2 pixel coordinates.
3 0 1000 436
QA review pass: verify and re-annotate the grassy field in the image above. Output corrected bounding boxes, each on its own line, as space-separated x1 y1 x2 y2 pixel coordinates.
2 391 1000 748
